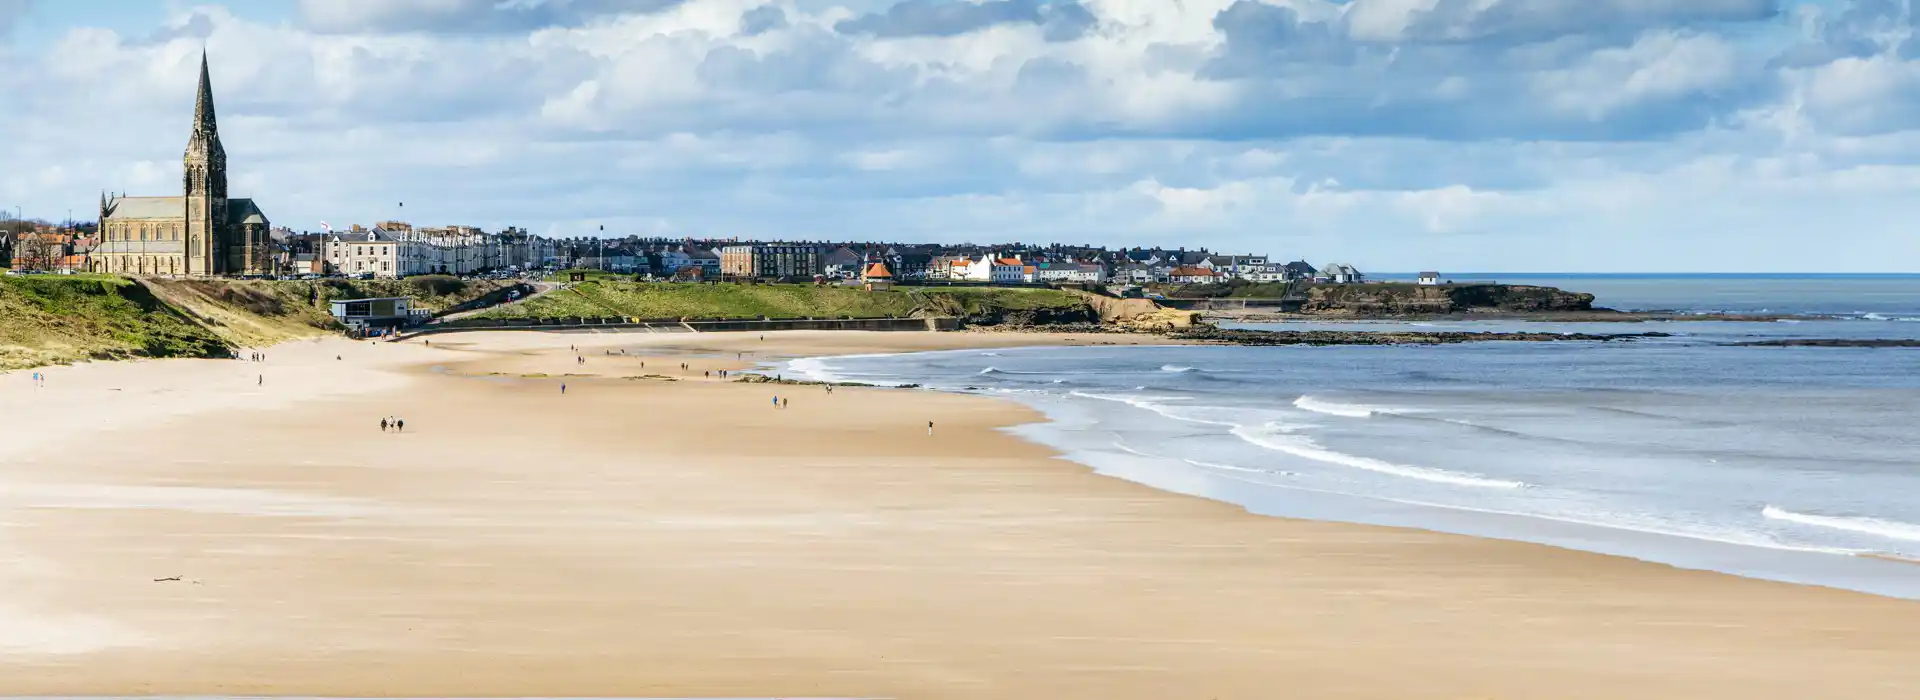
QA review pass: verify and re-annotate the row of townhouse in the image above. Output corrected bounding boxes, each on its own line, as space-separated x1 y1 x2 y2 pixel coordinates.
320 223 557 278
1115 258 1366 285
699 243 1372 287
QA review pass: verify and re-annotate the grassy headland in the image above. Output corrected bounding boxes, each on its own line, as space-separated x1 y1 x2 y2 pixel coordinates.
0 275 515 370
0 274 230 369
469 282 1095 324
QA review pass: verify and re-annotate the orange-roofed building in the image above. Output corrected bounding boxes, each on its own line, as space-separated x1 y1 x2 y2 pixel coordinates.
862 261 895 291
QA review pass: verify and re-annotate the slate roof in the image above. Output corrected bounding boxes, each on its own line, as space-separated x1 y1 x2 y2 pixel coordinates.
103 197 267 227
103 197 184 219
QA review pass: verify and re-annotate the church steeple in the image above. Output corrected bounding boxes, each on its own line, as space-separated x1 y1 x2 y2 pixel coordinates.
184 49 229 274
193 50 217 135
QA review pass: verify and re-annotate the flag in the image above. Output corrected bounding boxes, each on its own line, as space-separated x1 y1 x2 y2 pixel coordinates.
320 221 332 232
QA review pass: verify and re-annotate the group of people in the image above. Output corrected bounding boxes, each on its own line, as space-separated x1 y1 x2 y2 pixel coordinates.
28 371 45 388
379 416 407 433
244 351 268 362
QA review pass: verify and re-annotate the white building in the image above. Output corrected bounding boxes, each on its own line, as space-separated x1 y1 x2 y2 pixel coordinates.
1034 261 1107 283
1418 271 1441 286
989 256 1035 284
1320 263 1364 284
323 224 540 278
325 229 402 278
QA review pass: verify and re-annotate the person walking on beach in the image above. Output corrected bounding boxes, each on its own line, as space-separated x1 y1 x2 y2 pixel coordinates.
782 397 788 409
561 383 567 395
772 395 779 408
380 418 389 432
928 421 934 436
258 374 263 386
395 418 405 433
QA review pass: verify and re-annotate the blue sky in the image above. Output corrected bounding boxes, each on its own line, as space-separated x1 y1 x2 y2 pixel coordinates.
3 0 1919 272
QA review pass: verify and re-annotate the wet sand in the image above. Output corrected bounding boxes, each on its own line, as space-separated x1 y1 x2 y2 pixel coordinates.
0 330 1915 699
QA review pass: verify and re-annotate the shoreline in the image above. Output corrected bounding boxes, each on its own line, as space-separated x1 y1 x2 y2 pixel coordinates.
779 345 1920 600
2 330 1917 697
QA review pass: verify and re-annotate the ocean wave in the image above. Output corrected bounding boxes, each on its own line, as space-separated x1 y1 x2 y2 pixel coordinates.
1161 364 1197 373
787 357 845 384
1763 506 1920 543
1067 391 1253 427
1293 395 1379 418
785 353 916 386
1183 458 1295 477
1230 422 1526 489
978 366 1058 376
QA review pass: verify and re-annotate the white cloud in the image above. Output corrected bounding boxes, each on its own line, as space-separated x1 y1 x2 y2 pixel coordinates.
2 0 1919 271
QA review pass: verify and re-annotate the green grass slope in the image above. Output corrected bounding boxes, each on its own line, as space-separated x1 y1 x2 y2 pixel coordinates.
0 274 230 369
471 282 1091 323
1 275 516 370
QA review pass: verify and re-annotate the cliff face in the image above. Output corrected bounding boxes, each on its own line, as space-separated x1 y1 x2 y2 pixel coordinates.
1299 283 1594 316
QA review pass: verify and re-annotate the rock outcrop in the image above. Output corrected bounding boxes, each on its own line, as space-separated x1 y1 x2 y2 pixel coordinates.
1171 327 1669 346
1297 283 1595 316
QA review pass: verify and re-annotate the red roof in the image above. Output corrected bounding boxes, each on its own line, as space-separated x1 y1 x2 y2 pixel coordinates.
863 261 893 279
1170 266 1218 277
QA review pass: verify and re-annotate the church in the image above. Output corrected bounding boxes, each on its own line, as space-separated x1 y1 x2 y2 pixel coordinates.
92 52 271 276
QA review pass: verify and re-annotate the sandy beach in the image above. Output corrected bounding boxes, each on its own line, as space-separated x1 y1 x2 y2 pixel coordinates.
1 329 1916 699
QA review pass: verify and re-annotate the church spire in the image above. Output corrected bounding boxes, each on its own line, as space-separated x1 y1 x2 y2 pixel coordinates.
193 50 217 134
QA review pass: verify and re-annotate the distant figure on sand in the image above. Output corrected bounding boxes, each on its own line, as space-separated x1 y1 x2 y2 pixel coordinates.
772 395 779 408
928 421 934 436
782 398 788 408
258 374 263 386
396 418 405 433
561 383 567 394
380 418 388 432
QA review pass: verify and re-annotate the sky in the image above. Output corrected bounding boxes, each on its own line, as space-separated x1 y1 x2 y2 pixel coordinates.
2 0 1918 272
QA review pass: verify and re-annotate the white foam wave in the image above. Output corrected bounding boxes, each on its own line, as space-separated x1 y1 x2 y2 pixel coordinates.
1763 506 1920 543
979 366 1054 376
1068 391 1250 427
1182 459 1295 477
1293 395 1376 418
1863 313 1890 321
786 357 846 384
1161 365 1197 373
1231 423 1526 489
981 352 1003 356
784 355 914 387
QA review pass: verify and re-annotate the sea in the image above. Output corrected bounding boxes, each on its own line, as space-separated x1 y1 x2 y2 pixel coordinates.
786 275 1920 599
